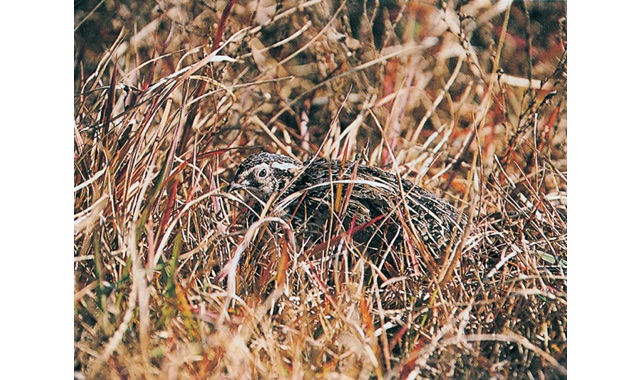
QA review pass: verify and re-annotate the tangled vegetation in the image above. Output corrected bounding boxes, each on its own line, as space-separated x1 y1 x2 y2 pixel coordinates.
74 0 566 378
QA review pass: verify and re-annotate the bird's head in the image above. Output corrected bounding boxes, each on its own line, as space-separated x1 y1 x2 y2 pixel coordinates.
230 153 302 202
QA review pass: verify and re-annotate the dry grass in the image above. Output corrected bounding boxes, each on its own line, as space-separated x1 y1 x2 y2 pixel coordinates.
74 0 566 378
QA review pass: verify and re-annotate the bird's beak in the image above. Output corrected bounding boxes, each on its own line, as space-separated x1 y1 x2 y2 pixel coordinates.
228 181 246 192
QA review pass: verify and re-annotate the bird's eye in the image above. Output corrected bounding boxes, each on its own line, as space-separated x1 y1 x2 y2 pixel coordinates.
257 167 268 178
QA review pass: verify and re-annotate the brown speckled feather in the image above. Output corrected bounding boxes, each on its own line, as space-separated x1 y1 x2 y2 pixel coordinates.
231 153 467 254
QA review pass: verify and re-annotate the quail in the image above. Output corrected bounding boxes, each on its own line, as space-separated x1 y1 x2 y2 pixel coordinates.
230 152 468 255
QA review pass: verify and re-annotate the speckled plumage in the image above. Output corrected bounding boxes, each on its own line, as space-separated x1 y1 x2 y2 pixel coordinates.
230 153 467 254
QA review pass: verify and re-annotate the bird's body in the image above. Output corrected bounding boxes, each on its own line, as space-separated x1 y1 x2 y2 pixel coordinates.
231 153 467 255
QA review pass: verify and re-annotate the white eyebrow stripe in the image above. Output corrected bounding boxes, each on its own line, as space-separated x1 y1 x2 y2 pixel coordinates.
271 162 299 171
